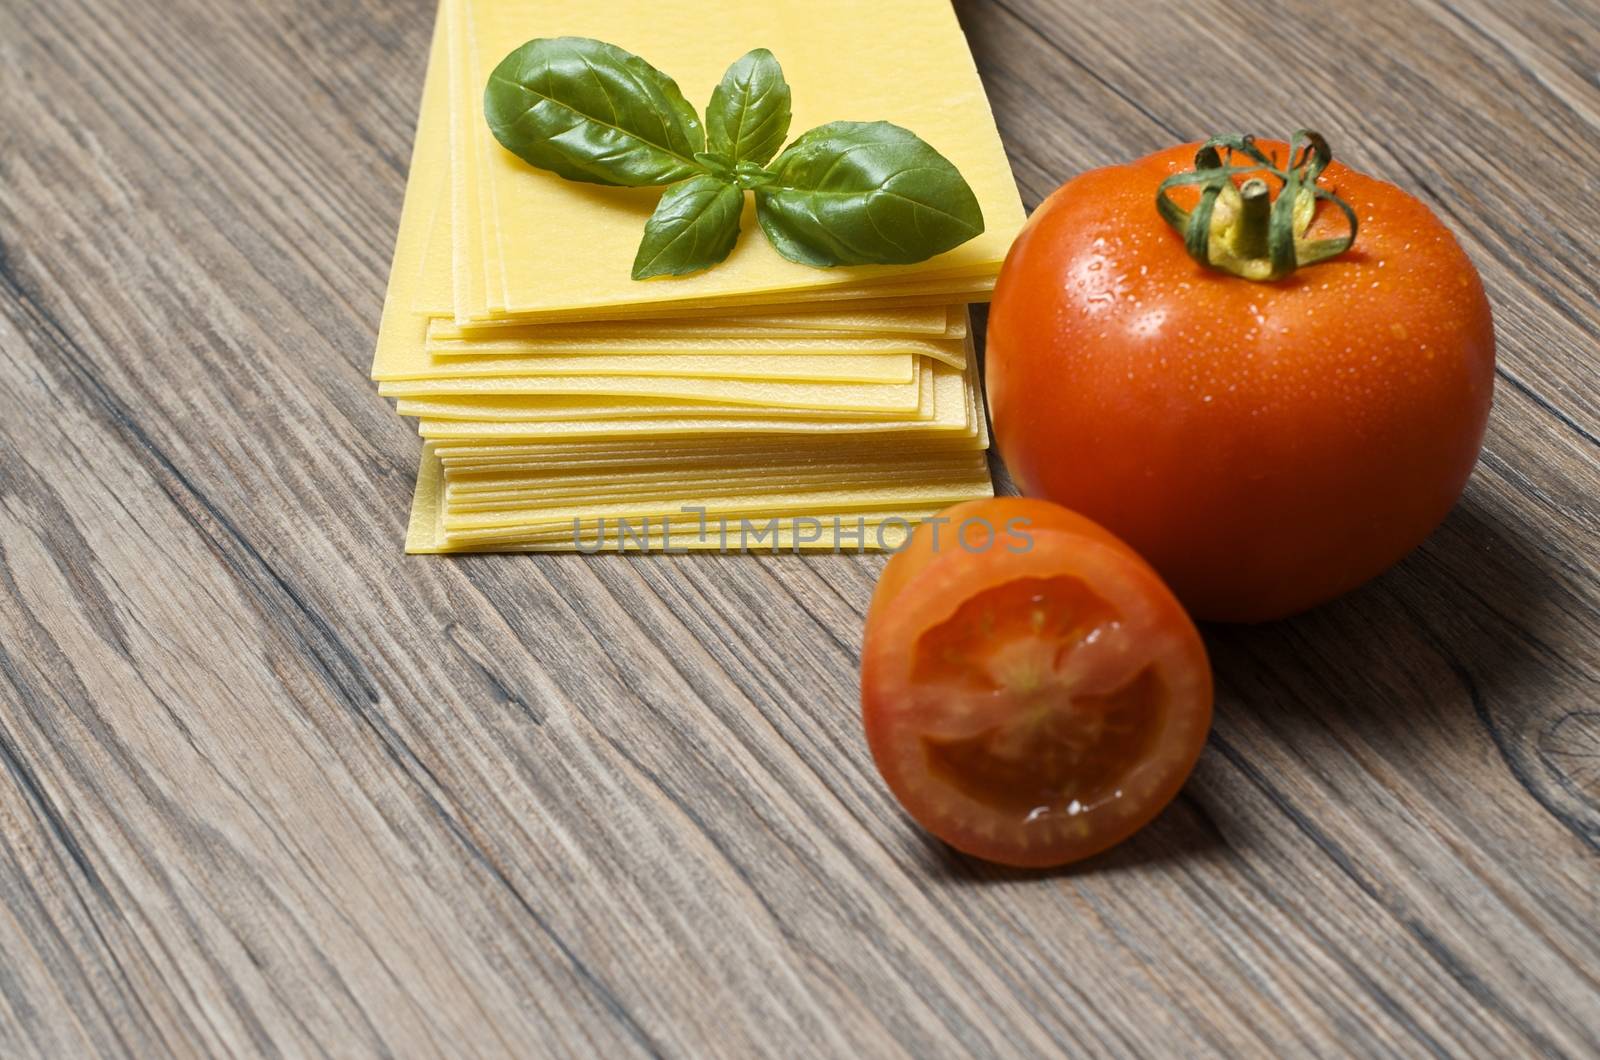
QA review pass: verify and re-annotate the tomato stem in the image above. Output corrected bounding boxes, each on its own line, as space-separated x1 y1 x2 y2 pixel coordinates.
1154 129 1358 281
1233 178 1272 260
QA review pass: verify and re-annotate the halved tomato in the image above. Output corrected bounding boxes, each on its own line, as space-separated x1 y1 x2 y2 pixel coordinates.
861 498 1212 867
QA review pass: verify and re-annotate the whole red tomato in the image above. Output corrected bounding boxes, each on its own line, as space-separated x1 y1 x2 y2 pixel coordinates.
986 133 1495 622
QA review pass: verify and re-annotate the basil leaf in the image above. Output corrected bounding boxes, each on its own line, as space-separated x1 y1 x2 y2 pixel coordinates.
632 175 745 279
694 151 737 180
485 37 705 187
706 49 792 167
755 121 984 267
734 160 775 188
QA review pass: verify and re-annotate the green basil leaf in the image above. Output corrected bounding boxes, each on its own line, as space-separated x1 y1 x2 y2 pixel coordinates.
632 175 745 279
694 151 737 180
485 37 705 187
734 160 775 188
705 49 791 167
754 121 984 267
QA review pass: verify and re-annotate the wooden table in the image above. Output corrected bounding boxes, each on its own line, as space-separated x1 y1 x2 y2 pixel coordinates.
1 0 1595 1054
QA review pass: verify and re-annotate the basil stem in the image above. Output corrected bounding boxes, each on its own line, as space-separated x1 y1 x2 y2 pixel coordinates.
705 49 792 167
632 175 745 279
755 121 984 267
484 37 705 187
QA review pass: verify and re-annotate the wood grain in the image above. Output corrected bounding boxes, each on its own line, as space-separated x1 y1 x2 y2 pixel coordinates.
0 0 1595 1054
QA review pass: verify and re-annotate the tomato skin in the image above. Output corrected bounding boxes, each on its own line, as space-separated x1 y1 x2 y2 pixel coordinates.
865 497 1126 630
861 498 1212 868
986 141 1495 622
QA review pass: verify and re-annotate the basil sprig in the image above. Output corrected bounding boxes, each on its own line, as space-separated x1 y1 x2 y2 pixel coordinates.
484 38 985 280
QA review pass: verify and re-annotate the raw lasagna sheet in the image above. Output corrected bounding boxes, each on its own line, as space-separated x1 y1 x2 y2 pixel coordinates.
384 348 920 385
426 305 963 339
444 459 986 509
449 0 1025 320
423 328 966 367
378 364 925 412
444 453 987 494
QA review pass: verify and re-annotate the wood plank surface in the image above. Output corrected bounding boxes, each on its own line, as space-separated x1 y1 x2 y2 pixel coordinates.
0 0 1595 1054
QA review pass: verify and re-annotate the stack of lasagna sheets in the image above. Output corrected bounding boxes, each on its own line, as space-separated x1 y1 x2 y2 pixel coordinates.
373 0 1026 552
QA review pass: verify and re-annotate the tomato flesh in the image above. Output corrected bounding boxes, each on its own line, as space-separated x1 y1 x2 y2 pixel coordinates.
862 499 1212 867
913 576 1162 820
